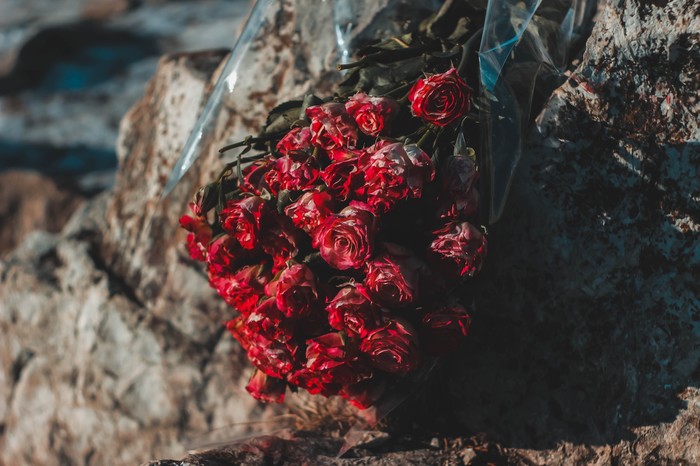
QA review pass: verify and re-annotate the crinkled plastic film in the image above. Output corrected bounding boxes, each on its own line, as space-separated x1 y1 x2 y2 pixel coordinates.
479 0 599 223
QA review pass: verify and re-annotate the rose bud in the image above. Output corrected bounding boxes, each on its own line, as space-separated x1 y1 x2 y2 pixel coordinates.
321 158 365 202
247 337 299 379
209 264 269 316
284 191 335 233
305 333 371 387
361 142 435 214
246 368 287 403
179 213 212 261
429 221 487 277
326 284 382 338
339 376 386 410
306 102 358 150
276 126 312 155
313 203 377 270
245 297 296 343
261 215 302 272
276 151 321 191
206 235 244 275
360 319 421 375
345 92 400 137
408 67 470 127
240 156 277 195
365 243 422 307
421 304 471 356
265 263 319 319
220 196 269 250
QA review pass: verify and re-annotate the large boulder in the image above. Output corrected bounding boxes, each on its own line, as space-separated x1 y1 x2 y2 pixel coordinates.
0 0 697 465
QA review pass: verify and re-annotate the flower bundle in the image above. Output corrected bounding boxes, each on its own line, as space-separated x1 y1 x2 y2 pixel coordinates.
180 6 487 409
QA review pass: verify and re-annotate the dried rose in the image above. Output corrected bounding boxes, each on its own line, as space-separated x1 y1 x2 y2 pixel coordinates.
209 264 268 315
276 152 321 191
305 333 371 387
306 102 358 150
361 142 434 214
179 213 211 261
364 243 422 307
313 203 377 270
321 158 365 202
345 92 399 137
220 196 269 250
284 191 335 233
246 369 287 403
408 67 470 127
360 319 421 375
326 284 381 338
429 221 487 277
276 126 313 155
266 263 319 319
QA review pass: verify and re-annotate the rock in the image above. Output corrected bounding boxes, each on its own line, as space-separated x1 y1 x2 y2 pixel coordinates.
137 0 700 465
0 0 249 191
0 170 84 255
0 51 270 466
1 1 698 466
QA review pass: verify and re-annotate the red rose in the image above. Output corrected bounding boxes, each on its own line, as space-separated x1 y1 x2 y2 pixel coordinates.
246 369 287 403
321 158 365 202
408 67 470 127
326 284 381 338
241 156 278 196
245 298 295 342
284 191 335 233
225 316 250 350
276 126 312 155
288 368 338 397
360 319 421 375
361 142 435 213
261 215 302 272
209 264 268 315
306 102 358 150
266 263 319 318
276 152 321 191
421 304 471 356
429 221 487 277
247 337 299 379
339 377 385 410
313 203 377 270
179 213 211 261
305 333 371 387
220 196 269 249
345 92 399 137
365 243 422 307
207 235 244 275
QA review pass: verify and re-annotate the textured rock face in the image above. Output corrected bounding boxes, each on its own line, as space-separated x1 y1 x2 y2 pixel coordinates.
0 171 85 255
0 1 698 466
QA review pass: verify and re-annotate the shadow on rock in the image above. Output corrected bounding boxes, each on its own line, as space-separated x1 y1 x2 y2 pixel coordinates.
400 128 699 448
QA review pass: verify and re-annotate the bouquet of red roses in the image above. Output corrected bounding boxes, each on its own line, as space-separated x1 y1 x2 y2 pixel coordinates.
180 11 487 409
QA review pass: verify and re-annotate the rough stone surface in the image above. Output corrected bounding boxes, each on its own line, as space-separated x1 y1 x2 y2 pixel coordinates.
140 0 700 464
0 170 85 255
1 0 698 465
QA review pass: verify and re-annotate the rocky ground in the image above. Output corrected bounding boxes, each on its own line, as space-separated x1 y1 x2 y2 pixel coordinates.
1 0 699 465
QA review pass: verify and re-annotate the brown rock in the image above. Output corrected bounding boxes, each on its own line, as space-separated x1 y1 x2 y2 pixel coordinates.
0 171 84 255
